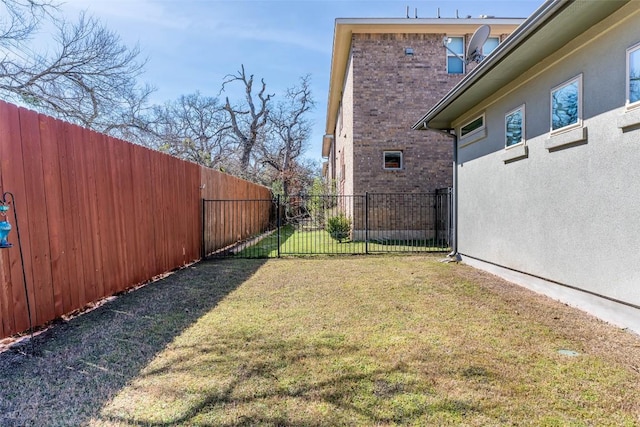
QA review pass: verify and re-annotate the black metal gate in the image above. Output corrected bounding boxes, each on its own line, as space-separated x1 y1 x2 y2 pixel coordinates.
203 190 451 258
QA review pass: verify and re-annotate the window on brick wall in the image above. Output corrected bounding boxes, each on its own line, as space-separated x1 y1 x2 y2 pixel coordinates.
446 36 464 74
483 37 500 57
383 151 403 170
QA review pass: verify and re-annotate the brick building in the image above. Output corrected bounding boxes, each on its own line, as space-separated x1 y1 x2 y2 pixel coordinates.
320 17 523 241
321 18 523 195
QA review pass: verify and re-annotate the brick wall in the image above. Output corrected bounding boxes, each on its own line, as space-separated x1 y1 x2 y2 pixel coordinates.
336 55 355 210
351 32 467 194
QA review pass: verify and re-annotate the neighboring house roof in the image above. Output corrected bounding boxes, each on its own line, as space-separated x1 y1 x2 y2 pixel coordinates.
323 17 525 157
412 0 632 132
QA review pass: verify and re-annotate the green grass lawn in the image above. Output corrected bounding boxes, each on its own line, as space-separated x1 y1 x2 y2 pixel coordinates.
75 256 640 426
234 225 447 257
2 256 638 426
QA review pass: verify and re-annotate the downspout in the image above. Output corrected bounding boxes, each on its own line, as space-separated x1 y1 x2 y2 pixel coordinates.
448 130 459 260
424 125 460 261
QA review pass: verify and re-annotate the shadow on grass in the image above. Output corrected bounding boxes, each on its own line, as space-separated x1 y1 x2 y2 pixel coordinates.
97 332 480 426
0 258 267 427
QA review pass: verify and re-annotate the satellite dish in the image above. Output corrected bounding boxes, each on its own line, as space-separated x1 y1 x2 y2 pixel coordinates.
466 25 491 65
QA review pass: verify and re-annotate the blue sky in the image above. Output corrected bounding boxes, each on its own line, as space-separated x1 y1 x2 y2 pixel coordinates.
57 0 542 164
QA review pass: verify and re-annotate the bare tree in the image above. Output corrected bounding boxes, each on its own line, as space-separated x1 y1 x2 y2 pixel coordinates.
0 2 152 136
221 64 274 176
144 92 232 168
0 0 57 43
260 75 314 197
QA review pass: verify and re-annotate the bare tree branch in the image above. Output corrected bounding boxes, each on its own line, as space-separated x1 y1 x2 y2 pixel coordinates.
0 0 57 44
221 64 274 176
0 2 153 137
259 74 314 197
143 92 232 168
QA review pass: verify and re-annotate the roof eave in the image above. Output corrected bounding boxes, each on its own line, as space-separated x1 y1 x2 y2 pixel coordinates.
412 0 631 131
324 18 526 137
411 0 567 131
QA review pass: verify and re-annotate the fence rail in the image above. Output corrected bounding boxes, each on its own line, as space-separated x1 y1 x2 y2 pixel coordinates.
0 100 270 339
203 190 451 258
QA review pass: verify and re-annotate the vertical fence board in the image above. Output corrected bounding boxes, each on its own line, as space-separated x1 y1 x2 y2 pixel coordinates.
39 115 68 317
123 144 141 285
130 144 154 282
148 151 162 277
75 127 98 305
61 124 86 311
0 250 12 337
104 135 124 296
55 120 77 314
170 160 183 268
187 164 200 262
93 132 119 298
161 154 174 272
0 102 19 336
87 128 107 302
19 109 55 326
151 153 168 274
117 140 136 290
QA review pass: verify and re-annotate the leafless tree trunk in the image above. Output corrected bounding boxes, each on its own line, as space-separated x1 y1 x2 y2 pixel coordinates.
260 75 314 197
221 64 273 176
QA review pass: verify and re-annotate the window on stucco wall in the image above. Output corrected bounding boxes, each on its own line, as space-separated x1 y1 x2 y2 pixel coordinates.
550 74 582 133
459 114 485 138
627 42 640 107
505 105 525 147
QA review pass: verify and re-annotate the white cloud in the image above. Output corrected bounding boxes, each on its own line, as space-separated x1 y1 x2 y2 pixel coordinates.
60 0 192 30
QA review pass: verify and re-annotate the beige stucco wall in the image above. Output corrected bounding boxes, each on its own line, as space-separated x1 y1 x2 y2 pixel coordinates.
450 4 640 328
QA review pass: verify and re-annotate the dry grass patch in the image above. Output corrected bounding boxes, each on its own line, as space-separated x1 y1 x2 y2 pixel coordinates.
1 255 638 426
88 256 640 426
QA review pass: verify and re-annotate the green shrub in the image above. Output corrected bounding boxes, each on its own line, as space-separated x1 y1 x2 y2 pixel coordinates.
327 213 351 242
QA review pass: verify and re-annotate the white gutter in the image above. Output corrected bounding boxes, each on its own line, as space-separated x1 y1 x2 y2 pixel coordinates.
412 0 568 131
413 0 568 260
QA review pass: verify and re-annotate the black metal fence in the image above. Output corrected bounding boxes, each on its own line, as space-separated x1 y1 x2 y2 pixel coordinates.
203 190 451 258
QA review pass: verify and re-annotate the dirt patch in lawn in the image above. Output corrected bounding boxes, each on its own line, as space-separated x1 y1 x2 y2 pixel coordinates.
0 255 638 426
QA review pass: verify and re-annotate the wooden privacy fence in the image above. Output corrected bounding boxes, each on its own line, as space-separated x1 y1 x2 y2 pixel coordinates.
0 100 271 339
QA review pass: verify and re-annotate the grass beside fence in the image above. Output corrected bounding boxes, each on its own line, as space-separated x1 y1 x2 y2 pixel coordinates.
2 256 639 426
233 225 446 257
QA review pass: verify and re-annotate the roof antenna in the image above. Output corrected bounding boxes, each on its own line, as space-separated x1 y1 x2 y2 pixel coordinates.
406 5 410 18
456 9 460 18
415 8 418 18
437 7 440 18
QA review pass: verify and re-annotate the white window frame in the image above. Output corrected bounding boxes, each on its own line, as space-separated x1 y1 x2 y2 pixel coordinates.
445 36 465 74
505 105 525 148
383 151 403 170
626 41 640 109
458 113 485 139
550 74 583 135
